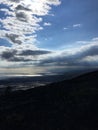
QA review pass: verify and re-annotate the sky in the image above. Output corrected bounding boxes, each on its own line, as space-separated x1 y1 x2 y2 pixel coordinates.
0 0 98 76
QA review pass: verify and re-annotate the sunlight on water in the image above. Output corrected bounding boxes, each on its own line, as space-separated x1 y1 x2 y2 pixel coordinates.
0 74 42 80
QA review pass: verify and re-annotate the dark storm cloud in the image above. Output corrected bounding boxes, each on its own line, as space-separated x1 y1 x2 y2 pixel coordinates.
20 50 51 56
39 45 98 66
6 33 22 44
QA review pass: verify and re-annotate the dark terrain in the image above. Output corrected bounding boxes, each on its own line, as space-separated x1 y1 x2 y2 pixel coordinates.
0 71 98 130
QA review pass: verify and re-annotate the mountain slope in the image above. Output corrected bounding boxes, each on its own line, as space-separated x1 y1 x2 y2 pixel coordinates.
0 71 98 130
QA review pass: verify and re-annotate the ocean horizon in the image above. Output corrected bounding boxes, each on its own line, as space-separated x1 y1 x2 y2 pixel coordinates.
0 74 42 80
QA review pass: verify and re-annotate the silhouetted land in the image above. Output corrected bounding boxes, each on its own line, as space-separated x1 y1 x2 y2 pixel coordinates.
0 71 98 130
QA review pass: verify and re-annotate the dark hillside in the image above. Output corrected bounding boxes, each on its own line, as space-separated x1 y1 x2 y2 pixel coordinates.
0 71 98 130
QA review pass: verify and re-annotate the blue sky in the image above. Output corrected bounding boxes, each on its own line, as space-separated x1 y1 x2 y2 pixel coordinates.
37 0 98 49
0 0 98 76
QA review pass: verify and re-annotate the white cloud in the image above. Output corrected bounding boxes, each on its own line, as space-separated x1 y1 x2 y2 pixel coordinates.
0 0 61 71
81 55 98 63
73 24 82 28
92 37 98 41
0 0 61 46
63 24 82 31
63 27 68 30
43 22 52 26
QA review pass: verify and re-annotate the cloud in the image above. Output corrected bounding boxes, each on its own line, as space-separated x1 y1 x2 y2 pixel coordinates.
63 27 68 30
0 0 62 73
0 49 30 62
43 22 52 26
0 48 51 62
15 5 31 11
63 24 82 31
15 11 28 22
9 0 20 3
0 37 98 75
5 33 22 44
1 50 17 60
38 38 98 67
20 50 51 56
1 37 98 68
0 0 61 46
73 24 82 28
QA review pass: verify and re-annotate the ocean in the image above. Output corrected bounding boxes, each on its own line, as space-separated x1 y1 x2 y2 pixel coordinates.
0 75 48 95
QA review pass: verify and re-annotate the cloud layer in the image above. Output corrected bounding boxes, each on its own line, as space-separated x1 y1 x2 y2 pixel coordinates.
38 38 98 68
1 48 51 62
0 37 98 74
